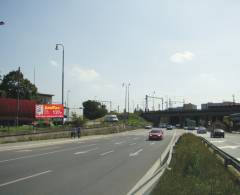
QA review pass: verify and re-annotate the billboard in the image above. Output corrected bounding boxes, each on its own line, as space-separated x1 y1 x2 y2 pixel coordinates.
35 104 64 118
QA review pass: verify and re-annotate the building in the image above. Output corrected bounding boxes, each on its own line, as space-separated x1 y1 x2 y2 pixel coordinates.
201 102 240 110
183 103 197 110
37 93 54 104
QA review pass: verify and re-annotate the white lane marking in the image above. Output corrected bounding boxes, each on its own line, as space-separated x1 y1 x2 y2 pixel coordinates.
115 141 126 145
150 142 155 145
219 145 240 149
129 149 143 157
0 140 85 152
133 137 139 140
0 144 97 163
129 143 136 146
210 140 225 143
74 147 99 155
0 170 52 188
16 149 32 153
100 150 114 156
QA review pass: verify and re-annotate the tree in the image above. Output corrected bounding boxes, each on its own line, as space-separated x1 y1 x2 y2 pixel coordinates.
83 100 108 120
0 69 38 100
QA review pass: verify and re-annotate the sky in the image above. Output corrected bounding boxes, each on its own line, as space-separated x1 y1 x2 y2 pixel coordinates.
1 0 240 111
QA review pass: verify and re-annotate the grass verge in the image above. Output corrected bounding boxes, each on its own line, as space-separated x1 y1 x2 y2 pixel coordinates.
151 133 240 195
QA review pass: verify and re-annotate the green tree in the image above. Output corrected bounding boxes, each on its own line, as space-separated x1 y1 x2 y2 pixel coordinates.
0 69 38 100
83 100 108 120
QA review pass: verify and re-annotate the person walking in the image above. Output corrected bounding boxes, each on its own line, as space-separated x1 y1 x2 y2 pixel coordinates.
71 126 76 138
76 125 81 138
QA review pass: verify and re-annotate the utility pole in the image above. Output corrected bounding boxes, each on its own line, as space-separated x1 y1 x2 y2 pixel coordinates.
16 67 20 127
127 83 130 113
145 95 148 112
232 94 235 104
152 91 155 111
33 66 36 85
145 94 164 111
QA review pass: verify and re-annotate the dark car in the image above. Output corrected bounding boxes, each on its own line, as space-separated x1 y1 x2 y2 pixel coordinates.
148 129 164 140
197 126 207 134
211 129 225 138
145 125 152 129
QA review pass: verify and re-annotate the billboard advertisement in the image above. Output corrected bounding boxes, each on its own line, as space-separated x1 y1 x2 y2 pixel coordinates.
35 104 64 118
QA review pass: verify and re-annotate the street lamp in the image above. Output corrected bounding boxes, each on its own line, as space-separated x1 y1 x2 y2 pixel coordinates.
55 43 65 106
127 83 130 113
67 90 71 108
55 43 64 124
122 83 127 113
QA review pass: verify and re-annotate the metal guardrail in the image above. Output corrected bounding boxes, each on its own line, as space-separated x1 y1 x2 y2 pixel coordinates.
200 137 240 172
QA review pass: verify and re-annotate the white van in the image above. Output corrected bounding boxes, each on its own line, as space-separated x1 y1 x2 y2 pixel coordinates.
104 115 119 122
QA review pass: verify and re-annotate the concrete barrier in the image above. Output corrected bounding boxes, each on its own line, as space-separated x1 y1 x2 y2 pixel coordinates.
0 126 137 144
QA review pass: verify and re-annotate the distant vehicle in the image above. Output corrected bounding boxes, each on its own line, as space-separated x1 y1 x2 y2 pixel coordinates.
211 129 225 138
148 129 164 140
187 126 195 130
104 115 119 122
184 126 188 130
197 126 207 134
176 124 181 128
159 124 166 128
145 125 152 129
166 125 173 130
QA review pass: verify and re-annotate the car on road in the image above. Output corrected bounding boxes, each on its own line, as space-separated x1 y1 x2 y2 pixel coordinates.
210 129 225 138
176 124 181 128
148 129 164 140
145 125 152 129
187 126 195 130
197 126 207 134
104 115 119 122
166 125 173 130
159 124 166 128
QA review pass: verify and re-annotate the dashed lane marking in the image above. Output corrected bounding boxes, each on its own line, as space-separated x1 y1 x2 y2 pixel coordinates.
218 145 240 149
100 150 114 156
74 147 99 155
129 143 136 146
0 170 52 188
129 149 143 157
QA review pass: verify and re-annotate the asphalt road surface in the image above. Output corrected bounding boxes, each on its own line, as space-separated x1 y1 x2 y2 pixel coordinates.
0 129 176 195
193 130 240 161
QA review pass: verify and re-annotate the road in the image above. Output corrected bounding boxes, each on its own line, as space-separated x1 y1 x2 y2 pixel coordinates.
193 130 240 161
0 129 176 195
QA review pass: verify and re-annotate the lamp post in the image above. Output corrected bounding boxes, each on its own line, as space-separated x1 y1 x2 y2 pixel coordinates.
122 83 127 113
55 44 64 124
67 90 71 108
127 83 130 113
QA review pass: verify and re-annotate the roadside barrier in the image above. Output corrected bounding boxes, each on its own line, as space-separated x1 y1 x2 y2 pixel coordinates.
200 137 240 172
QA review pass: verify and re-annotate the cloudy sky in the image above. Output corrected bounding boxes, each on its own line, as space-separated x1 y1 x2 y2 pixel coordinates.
1 0 240 111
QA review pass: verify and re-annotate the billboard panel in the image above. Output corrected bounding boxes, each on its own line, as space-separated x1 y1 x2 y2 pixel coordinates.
35 104 64 118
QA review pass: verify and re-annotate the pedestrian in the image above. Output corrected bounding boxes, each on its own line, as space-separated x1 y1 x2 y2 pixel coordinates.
77 126 81 138
71 126 76 138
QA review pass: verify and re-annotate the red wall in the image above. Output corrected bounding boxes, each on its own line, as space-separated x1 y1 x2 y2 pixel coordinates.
0 98 36 122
